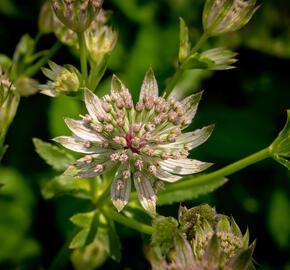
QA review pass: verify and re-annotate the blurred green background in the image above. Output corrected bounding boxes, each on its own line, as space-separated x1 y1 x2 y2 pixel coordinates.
0 0 289 269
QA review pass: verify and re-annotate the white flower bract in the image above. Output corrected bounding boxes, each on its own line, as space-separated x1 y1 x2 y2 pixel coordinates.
54 67 214 213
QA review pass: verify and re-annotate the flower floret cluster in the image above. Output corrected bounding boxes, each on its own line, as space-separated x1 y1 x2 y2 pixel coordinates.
54 68 214 213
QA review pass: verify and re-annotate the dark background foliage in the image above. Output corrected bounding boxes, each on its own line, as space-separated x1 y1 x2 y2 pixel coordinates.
0 0 289 269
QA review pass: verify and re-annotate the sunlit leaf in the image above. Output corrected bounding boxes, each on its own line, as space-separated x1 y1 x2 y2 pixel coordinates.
33 138 75 171
41 175 91 199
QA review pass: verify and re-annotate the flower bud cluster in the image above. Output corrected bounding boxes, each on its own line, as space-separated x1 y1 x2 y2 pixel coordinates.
149 205 255 270
39 61 80 97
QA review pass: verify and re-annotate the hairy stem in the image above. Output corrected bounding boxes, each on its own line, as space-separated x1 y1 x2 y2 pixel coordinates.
77 32 88 83
102 207 155 235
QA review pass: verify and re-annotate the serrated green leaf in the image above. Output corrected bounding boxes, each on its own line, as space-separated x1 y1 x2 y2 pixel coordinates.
98 219 122 262
155 177 227 205
70 211 100 249
181 52 214 70
178 17 191 62
41 175 91 199
33 138 75 171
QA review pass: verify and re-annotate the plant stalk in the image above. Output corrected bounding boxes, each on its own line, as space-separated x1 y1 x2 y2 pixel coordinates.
164 147 271 192
164 32 209 97
77 32 88 83
102 207 155 235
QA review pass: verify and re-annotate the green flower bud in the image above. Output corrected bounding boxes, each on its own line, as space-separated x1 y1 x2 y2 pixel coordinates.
51 0 103 32
149 205 256 270
202 0 259 36
85 20 118 64
39 61 81 97
200 47 238 70
38 1 54 34
15 76 39 97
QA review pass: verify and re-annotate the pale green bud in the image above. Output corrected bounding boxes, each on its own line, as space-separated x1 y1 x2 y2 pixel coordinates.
39 61 81 97
15 76 39 97
51 0 103 32
85 22 118 64
202 0 259 36
38 1 54 34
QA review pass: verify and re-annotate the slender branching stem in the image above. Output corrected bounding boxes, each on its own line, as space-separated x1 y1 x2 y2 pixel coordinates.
77 32 88 83
25 41 62 77
102 207 155 235
164 32 209 97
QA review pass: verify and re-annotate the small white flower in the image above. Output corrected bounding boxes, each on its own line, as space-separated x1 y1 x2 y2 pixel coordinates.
54 67 214 213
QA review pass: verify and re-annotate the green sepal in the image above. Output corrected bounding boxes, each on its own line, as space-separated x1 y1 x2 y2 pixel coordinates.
182 52 214 70
269 110 290 169
178 17 191 62
226 241 256 270
33 138 75 171
41 175 91 200
204 233 220 263
217 216 231 232
70 211 100 249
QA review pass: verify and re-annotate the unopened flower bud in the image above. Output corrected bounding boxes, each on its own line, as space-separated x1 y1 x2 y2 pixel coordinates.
39 61 80 97
202 0 259 36
51 0 103 32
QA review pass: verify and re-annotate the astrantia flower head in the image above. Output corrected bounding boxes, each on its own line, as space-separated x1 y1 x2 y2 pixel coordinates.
149 205 256 270
39 60 81 97
53 68 214 213
51 0 103 32
203 0 259 36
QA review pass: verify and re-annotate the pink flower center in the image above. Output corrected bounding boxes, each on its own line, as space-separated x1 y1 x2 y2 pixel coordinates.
123 126 148 154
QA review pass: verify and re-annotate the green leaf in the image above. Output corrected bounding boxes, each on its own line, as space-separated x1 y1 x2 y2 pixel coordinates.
178 17 191 62
268 190 290 249
41 175 91 199
33 138 75 171
98 218 122 262
0 168 40 263
71 240 108 270
181 52 214 70
0 54 12 71
156 177 228 205
270 110 290 169
70 211 100 249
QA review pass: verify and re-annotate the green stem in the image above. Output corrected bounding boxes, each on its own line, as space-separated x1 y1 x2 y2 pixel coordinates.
25 41 62 77
102 207 155 235
165 147 271 192
190 32 209 54
77 32 88 83
164 68 184 98
130 147 271 201
164 32 209 97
